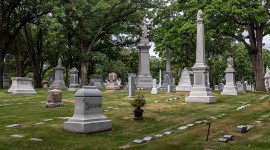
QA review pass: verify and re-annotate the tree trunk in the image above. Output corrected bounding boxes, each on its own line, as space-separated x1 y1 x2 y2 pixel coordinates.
14 38 22 77
80 61 89 87
33 67 42 88
0 54 4 88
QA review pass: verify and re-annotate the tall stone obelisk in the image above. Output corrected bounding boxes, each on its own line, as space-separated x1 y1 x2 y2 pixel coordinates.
160 48 174 89
185 10 216 103
136 18 153 89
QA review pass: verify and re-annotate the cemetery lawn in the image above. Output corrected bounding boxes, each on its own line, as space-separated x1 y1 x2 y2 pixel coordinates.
0 89 270 150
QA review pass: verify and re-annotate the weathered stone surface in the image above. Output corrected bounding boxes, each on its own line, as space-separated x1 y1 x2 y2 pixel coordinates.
185 10 216 103
64 86 112 134
30 138 42 141
3 75 10 88
217 137 229 143
178 126 188 130
176 67 194 91
221 57 239 95
154 134 164 137
11 134 24 138
247 125 254 131
151 79 158 94
133 139 145 144
8 77 36 94
89 75 103 90
187 123 195 127
161 48 174 90
236 125 248 133
164 131 173 135
223 135 233 141
49 58 67 89
128 73 136 97
106 72 120 90
46 89 63 107
6 124 21 128
136 19 153 89
143 136 154 141
68 67 80 91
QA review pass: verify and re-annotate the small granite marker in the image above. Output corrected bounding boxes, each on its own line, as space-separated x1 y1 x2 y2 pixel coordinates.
133 139 145 144
236 125 248 133
224 135 233 141
30 138 42 141
154 134 164 137
178 126 188 130
217 137 229 143
143 136 154 141
6 124 21 128
11 134 24 138
164 131 173 135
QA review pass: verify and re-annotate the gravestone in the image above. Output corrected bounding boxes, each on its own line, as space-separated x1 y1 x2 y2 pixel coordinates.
176 67 193 91
8 77 36 94
89 75 103 90
221 57 239 95
246 85 252 91
167 84 173 93
128 73 136 97
236 81 246 93
151 79 158 94
219 83 224 90
136 18 153 89
3 75 10 88
42 80 48 88
264 66 270 91
185 10 216 103
158 69 162 87
105 72 120 90
46 89 63 107
161 48 174 90
64 86 112 133
68 67 80 91
214 85 219 90
49 58 67 89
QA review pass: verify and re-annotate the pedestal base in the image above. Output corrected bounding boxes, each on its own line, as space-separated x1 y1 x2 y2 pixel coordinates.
136 75 153 89
67 88 80 91
185 96 216 103
46 102 64 107
64 119 112 134
151 88 158 94
176 85 192 91
221 85 239 95
49 81 67 89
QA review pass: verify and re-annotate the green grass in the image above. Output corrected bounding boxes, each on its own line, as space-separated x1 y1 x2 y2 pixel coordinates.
0 89 270 150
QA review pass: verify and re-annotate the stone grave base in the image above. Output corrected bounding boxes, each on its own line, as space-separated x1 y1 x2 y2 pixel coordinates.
176 85 192 91
8 77 36 94
185 96 216 103
67 88 80 91
106 82 120 90
221 85 239 95
136 75 153 90
46 102 63 107
64 119 112 133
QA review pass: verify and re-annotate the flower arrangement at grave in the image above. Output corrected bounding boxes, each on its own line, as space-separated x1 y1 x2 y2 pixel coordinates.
129 95 146 120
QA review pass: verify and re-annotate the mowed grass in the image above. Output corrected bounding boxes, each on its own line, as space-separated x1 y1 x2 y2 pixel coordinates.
0 88 270 150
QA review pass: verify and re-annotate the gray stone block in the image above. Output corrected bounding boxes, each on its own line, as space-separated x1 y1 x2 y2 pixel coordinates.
236 125 248 133
223 135 233 141
143 136 154 141
217 137 229 143
133 139 145 144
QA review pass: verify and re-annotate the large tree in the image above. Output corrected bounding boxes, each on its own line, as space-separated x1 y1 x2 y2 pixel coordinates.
205 0 270 91
0 0 50 88
53 0 152 86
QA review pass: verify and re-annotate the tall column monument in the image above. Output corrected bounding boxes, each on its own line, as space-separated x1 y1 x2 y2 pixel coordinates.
185 10 216 103
160 48 174 89
136 18 153 89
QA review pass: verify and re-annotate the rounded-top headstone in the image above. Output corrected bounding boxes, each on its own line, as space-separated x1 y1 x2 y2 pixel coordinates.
75 86 102 97
70 67 79 73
